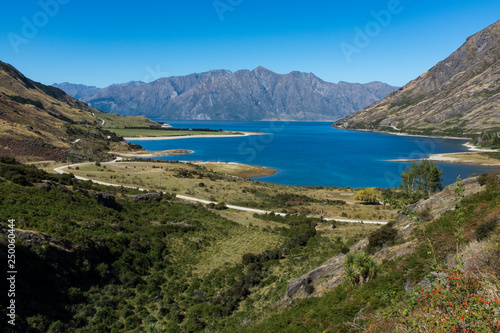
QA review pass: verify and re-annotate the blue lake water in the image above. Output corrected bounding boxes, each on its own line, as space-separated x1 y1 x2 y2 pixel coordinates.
128 121 500 188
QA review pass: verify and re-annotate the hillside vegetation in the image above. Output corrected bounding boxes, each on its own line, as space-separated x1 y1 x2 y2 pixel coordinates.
1 157 499 332
0 61 158 162
335 20 500 145
0 158 377 332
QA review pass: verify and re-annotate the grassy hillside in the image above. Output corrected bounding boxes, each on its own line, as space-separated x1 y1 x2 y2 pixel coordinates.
1 158 499 332
236 175 500 332
0 158 375 332
0 61 158 162
56 160 398 222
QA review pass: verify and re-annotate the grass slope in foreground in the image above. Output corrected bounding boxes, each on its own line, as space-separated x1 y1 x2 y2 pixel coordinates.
3 157 498 332
0 157 386 332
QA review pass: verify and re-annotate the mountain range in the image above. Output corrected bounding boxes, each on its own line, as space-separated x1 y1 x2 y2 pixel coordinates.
53 67 398 121
334 20 500 136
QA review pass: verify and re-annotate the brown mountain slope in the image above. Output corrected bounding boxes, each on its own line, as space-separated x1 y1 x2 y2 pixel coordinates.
0 61 157 162
334 20 500 136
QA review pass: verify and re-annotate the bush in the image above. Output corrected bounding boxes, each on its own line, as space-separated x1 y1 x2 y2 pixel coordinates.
382 269 500 332
340 245 350 254
477 172 497 186
242 253 257 265
27 314 51 331
304 278 315 295
476 219 498 240
214 201 227 210
344 251 378 285
367 223 398 253
416 207 433 222
47 320 65 333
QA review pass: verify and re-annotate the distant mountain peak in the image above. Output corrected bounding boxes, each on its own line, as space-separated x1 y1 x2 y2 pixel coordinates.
253 66 273 72
53 68 398 121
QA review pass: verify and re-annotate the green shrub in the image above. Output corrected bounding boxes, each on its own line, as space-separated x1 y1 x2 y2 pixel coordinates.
344 251 378 285
476 219 498 240
382 269 500 332
304 278 315 295
214 201 227 210
47 320 66 333
367 223 398 253
477 172 497 186
242 253 257 265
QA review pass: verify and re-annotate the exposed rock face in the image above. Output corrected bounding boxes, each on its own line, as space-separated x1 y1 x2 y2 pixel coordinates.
90 190 120 210
51 82 101 100
131 192 162 202
54 67 398 121
400 177 483 225
8 229 73 250
335 20 500 135
284 253 346 301
283 177 486 302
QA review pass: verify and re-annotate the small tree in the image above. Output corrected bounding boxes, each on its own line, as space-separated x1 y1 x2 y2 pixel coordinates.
400 160 443 201
344 251 378 285
354 188 379 204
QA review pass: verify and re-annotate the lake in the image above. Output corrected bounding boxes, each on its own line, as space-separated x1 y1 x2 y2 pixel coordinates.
127 121 500 188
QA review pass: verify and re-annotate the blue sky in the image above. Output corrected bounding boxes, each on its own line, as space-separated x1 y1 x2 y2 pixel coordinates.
1 0 499 87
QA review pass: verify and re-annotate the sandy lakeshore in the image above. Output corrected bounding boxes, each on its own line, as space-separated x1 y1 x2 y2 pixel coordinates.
462 143 499 152
111 149 194 158
123 131 267 141
389 141 500 166
391 152 500 166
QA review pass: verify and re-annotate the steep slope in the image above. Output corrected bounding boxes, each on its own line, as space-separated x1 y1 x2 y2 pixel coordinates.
335 20 500 136
0 61 157 162
54 67 398 121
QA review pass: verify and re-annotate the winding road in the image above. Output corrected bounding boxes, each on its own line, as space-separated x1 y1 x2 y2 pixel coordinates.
54 160 388 225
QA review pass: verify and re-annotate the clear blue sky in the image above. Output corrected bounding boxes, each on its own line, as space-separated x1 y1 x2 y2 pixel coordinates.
1 0 499 87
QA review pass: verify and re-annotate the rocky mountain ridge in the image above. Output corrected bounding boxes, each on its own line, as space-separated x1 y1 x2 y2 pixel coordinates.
334 20 500 136
54 67 398 121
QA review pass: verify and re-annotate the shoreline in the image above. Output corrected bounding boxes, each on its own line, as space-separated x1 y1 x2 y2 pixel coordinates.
124 131 267 141
390 152 500 166
337 126 500 166
184 161 279 178
111 149 194 158
334 126 472 141
462 143 499 152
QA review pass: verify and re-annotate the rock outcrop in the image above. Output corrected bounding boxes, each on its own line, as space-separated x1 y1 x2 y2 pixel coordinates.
283 176 486 302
